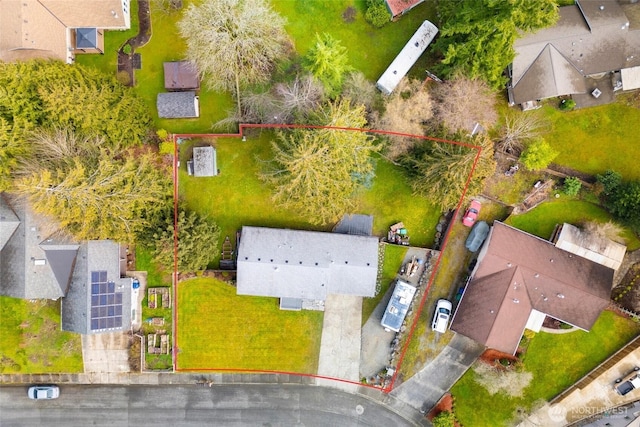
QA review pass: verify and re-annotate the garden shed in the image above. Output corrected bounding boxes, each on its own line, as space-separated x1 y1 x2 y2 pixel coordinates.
190 146 217 177
163 61 200 91
157 91 199 119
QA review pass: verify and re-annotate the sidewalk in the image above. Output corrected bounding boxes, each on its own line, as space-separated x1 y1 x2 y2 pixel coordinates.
0 371 316 386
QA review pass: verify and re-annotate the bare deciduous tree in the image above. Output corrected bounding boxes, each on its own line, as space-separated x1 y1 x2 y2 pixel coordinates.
432 76 498 134
178 0 290 117
375 79 433 158
233 75 324 125
274 75 324 119
342 71 379 112
496 111 550 155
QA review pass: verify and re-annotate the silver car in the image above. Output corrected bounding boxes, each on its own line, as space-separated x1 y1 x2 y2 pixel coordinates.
28 385 60 400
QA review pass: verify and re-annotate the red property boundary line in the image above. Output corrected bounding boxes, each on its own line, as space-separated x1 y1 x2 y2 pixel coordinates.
170 124 482 393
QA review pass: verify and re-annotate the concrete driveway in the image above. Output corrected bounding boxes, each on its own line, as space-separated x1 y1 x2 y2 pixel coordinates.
391 334 484 412
317 294 362 385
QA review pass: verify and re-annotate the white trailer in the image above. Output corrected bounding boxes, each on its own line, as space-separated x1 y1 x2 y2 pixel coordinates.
376 20 438 95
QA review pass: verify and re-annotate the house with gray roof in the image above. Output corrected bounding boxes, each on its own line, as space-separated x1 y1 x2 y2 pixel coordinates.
508 0 640 109
62 240 131 334
0 193 131 334
157 91 200 119
236 226 379 310
450 221 615 355
1 194 77 300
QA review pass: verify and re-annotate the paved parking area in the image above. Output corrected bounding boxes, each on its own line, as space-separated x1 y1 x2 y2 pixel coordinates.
391 334 484 412
82 332 131 374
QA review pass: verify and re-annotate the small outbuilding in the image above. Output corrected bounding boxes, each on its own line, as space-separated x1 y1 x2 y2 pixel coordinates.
191 146 217 177
157 92 199 119
163 61 200 91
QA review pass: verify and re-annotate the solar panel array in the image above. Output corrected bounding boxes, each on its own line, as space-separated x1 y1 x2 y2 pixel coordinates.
90 271 123 331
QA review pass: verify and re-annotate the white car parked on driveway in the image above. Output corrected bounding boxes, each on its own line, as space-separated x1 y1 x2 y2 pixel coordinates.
431 299 452 333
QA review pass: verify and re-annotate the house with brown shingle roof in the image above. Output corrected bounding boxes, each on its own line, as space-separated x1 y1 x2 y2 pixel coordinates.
450 221 615 355
0 0 131 63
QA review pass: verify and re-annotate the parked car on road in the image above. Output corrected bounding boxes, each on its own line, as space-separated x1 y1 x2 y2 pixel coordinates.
28 385 59 400
462 200 481 227
431 299 452 333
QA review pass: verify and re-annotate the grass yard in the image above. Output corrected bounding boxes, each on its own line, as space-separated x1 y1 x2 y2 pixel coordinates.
505 199 640 251
176 277 323 373
274 0 436 81
0 297 82 374
543 103 640 180
178 132 441 268
134 4 235 133
452 310 640 426
362 243 408 324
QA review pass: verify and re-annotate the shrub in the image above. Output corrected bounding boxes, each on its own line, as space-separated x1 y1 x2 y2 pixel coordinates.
365 0 390 28
559 98 576 111
563 176 582 196
432 411 456 427
520 138 558 171
116 70 131 86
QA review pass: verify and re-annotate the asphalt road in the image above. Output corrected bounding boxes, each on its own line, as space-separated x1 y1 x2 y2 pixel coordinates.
0 384 422 427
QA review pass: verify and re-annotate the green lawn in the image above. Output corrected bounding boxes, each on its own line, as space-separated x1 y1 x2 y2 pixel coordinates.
274 0 436 81
179 132 441 268
505 199 640 251
133 5 235 133
543 103 640 180
176 277 323 372
0 297 82 374
452 310 640 426
362 243 408 324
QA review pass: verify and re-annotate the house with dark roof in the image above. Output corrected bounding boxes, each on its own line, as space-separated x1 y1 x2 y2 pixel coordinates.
0 0 131 63
385 0 424 19
450 221 615 355
157 91 200 119
163 61 200 91
0 193 131 334
236 226 379 311
508 0 640 109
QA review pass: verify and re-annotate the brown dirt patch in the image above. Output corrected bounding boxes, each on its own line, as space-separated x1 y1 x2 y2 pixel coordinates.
613 262 640 311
